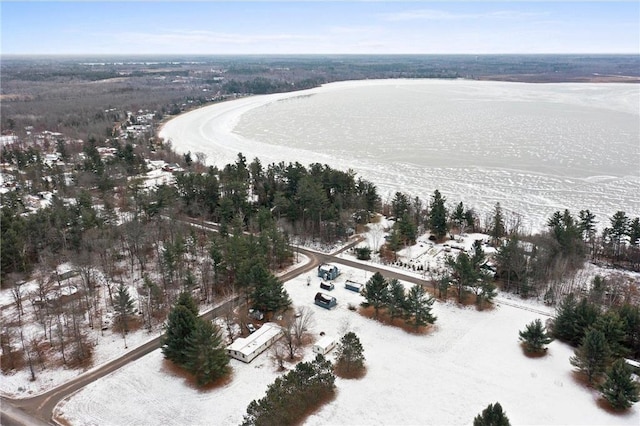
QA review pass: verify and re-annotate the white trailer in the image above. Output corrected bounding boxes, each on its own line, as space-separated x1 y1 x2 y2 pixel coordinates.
313 336 336 355
226 322 283 363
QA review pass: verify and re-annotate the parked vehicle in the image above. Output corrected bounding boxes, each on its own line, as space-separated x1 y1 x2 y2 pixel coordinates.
320 281 334 291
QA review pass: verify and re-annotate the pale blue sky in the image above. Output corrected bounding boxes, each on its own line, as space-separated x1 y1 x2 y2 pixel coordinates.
2 1 639 55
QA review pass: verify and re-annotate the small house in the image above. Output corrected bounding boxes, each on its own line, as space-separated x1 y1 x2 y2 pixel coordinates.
320 281 334 291
345 280 363 293
318 263 339 280
313 336 336 355
314 292 337 310
226 322 283 363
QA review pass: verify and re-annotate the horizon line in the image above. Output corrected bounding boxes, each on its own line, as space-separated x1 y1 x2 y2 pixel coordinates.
2 52 639 57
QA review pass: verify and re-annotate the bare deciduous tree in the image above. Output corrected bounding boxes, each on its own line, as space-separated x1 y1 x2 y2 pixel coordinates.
292 307 315 347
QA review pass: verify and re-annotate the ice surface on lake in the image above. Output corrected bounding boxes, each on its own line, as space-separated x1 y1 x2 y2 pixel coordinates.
160 79 640 233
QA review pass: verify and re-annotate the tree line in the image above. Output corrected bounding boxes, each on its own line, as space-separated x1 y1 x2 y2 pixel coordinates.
360 272 437 330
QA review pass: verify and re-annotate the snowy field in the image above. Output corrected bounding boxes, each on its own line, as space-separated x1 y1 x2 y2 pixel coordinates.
159 79 640 234
0 255 311 399
55 264 639 425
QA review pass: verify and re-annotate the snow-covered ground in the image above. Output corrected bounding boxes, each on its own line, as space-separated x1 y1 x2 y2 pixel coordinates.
0 253 311 399
54 264 639 425
4 221 637 423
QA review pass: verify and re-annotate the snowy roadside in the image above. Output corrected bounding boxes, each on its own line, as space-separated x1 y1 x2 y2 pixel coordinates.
55 263 639 425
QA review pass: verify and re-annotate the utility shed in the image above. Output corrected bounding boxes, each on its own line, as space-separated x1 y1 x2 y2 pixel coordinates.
318 263 340 280
226 322 283 363
314 292 337 309
313 336 336 355
345 280 363 293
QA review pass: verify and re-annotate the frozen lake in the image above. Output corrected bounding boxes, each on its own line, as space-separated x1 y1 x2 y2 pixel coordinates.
159 79 640 233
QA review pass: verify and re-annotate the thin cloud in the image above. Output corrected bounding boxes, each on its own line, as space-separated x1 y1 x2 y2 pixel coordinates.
382 9 548 22
107 30 317 47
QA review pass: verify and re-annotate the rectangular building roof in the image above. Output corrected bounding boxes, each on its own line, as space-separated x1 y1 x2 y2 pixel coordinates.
227 322 282 357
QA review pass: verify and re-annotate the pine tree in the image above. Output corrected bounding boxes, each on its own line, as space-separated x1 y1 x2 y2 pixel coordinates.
552 293 600 346
572 297 600 346
428 189 448 241
600 358 640 410
452 201 466 236
335 332 365 374
242 354 335 426
386 279 406 322
489 202 505 245
162 304 198 365
618 304 640 359
578 209 597 242
248 263 292 315
494 237 528 294
183 319 229 386
608 211 630 260
593 311 628 358
570 328 611 384
629 217 640 246
446 240 494 306
473 402 511 426
404 284 437 330
113 284 135 334
470 240 496 308
361 272 389 319
176 291 199 316
519 319 553 354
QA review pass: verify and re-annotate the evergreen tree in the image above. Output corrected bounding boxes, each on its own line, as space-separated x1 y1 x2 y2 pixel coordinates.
593 311 628 358
176 291 199 316
553 293 577 342
404 284 437 330
473 402 511 426
489 202 506 245
494 237 528 293
608 211 630 259
391 191 410 219
451 201 466 236
578 209 597 242
361 272 389 320
470 240 496 307
553 294 600 346
572 297 601 346
113 284 135 334
248 263 292 315
438 273 451 299
162 304 198 365
465 208 477 233
547 209 585 265
618 304 640 359
335 332 365 374
183 319 229 386
446 251 475 303
386 279 406 322
519 319 553 354
242 354 335 426
446 240 494 306
570 328 611 384
629 217 640 246
428 189 448 241
396 212 418 246
354 246 372 260
600 358 640 410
